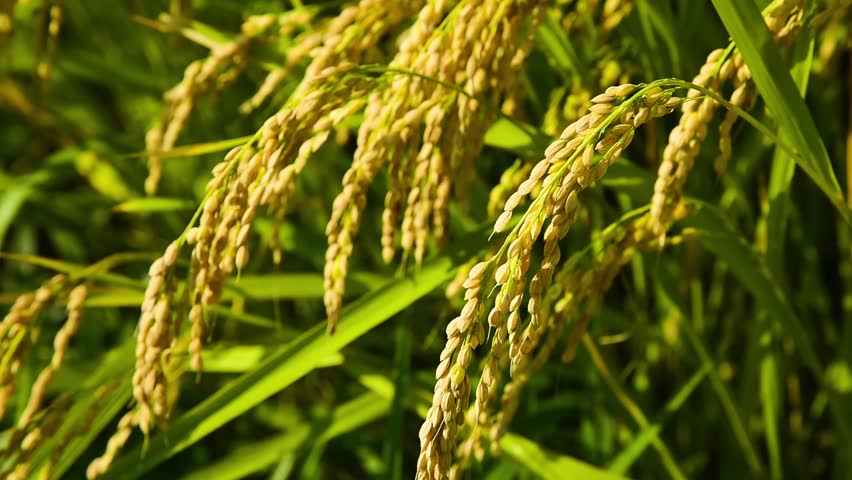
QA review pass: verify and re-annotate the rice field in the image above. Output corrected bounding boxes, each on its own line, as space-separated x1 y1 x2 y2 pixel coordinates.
1 1 851 479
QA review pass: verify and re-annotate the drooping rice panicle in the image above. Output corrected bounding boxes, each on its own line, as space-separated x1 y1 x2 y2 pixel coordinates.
181 65 375 360
487 211 685 450
35 4 62 85
133 241 181 434
144 13 285 194
0 274 67 422
324 1 444 331
649 0 804 239
146 1 426 195
418 81 684 479
4 395 70 480
18 283 89 429
86 410 140 479
40 382 118 480
326 0 545 335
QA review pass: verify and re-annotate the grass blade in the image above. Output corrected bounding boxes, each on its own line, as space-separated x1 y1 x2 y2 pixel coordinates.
0 170 52 249
179 392 390 480
762 27 814 274
383 316 412 480
112 197 197 213
502 433 630 480
760 336 783 480
198 345 341 373
484 118 550 158
124 135 254 160
758 25 816 480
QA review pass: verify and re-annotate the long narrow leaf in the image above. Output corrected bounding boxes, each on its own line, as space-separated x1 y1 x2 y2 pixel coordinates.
384 317 412 480
760 26 815 480
608 366 709 473
503 434 630 480
179 392 390 480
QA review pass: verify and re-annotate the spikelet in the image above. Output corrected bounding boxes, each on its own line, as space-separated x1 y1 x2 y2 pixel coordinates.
133 241 181 434
649 0 804 238
35 4 62 85
87 410 140 479
446 258 480 301
487 161 533 217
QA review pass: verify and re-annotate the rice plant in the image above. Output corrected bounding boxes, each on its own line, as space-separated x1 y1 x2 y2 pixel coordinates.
1 0 851 478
